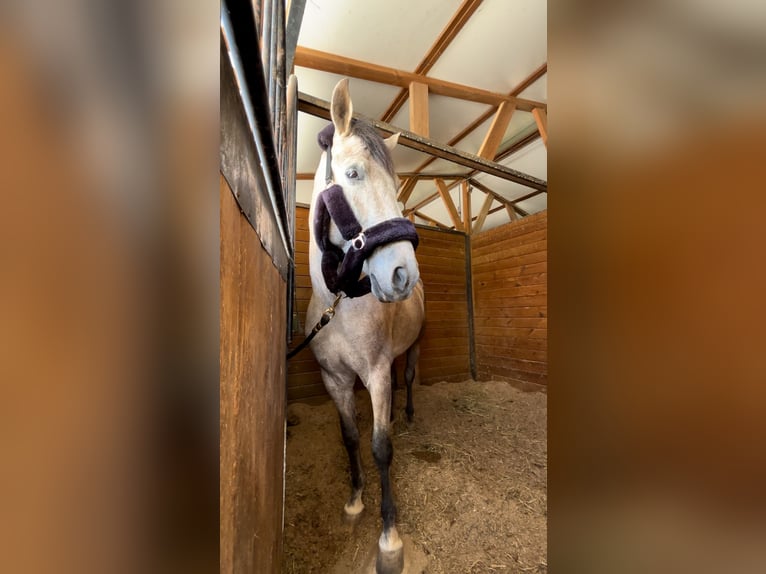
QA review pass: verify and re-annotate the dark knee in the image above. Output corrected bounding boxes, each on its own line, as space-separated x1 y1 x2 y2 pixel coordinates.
340 419 360 452
372 431 393 468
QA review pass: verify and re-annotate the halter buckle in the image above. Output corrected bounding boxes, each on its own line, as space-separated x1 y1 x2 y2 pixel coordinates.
351 232 366 251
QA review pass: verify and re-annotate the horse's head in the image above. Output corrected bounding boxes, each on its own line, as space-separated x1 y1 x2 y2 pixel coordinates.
316 79 420 303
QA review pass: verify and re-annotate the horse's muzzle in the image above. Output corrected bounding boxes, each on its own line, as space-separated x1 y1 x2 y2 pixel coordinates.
368 242 420 302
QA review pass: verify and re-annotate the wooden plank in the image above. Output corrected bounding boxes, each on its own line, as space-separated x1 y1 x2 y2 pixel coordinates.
505 203 518 221
532 107 548 147
409 81 429 137
220 175 286 574
435 178 462 230
474 335 547 350
380 0 485 122
477 101 516 159
474 294 546 309
475 272 547 290
474 316 547 329
471 239 547 266
473 229 547 256
298 91 548 190
471 251 546 274
294 46 547 112
473 192 494 234
471 212 547 245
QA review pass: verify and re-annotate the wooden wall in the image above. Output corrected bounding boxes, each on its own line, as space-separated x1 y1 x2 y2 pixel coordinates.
287 206 472 401
286 206 323 401
416 226 472 384
471 210 547 388
220 174 286 573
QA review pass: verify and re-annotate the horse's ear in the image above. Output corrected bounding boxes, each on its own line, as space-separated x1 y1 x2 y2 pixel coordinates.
331 78 353 137
384 132 400 151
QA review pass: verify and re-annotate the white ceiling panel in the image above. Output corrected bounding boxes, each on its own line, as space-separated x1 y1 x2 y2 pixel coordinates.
427 0 547 94
297 0 462 71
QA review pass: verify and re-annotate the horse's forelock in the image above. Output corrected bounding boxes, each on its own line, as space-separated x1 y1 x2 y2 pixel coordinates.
317 119 396 180
349 120 396 179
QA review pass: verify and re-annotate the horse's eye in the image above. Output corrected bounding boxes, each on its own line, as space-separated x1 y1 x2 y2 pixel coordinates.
345 168 359 180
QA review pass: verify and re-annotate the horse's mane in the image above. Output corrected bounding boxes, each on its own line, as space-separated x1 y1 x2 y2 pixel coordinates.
317 119 396 180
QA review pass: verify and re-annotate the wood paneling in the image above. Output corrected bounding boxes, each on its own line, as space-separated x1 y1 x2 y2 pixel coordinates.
286 206 324 401
220 174 286 573
471 210 547 388
287 207 471 401
417 227 472 384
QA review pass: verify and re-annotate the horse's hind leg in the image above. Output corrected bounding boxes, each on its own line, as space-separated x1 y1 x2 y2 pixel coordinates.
404 342 420 423
368 367 404 574
322 369 365 517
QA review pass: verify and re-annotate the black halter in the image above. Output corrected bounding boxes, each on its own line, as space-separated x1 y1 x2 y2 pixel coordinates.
313 123 419 298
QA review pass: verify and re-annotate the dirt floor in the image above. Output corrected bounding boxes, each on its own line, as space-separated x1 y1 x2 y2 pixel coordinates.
282 379 547 573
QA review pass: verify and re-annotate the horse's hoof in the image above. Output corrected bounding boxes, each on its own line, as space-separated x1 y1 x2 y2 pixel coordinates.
376 530 404 574
375 547 404 574
343 496 364 518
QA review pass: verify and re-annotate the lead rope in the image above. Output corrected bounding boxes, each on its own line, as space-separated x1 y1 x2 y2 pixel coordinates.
286 147 340 361
286 292 342 360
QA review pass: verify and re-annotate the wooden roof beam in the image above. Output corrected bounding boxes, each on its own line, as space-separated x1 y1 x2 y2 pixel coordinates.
294 46 546 112
298 91 547 189
477 100 515 159
380 0 484 122
435 178 463 231
473 192 494 234
409 81 429 137
532 107 548 147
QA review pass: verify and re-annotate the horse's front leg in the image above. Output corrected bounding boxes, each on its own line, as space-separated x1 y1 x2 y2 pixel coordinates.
368 366 404 574
321 368 365 517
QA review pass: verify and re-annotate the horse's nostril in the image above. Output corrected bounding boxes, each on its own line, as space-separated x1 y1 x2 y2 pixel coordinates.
393 266 408 291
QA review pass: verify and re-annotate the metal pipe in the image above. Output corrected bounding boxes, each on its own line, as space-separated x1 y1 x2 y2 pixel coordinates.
221 0 293 262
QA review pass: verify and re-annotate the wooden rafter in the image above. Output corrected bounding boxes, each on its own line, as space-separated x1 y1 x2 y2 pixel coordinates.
294 46 546 112
380 0 484 122
408 82 429 137
435 178 462 230
505 204 518 221
477 101 516 159
473 192 494 234
532 107 548 147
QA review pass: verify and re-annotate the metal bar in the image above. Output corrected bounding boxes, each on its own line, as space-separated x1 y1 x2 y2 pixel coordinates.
285 0 307 73
297 91 548 191
465 234 477 380
221 0 293 263
274 0 285 158
261 0 273 102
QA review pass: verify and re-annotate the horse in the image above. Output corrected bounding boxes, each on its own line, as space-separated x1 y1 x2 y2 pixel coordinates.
305 78 425 574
